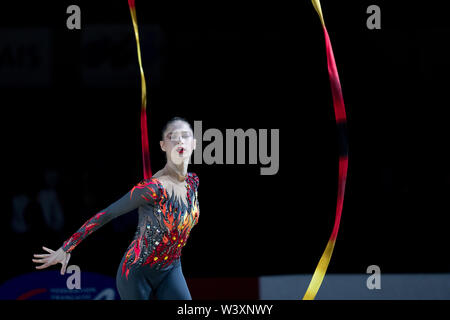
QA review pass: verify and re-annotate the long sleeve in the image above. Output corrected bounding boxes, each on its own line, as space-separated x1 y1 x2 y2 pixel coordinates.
61 178 161 253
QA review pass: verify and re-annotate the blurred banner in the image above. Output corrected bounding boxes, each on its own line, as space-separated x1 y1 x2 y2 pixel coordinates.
258 273 450 300
2 271 449 300
81 24 164 88
0 24 164 89
0 270 119 300
0 28 52 87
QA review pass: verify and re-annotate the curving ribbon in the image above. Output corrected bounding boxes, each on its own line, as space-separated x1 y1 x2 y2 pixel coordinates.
128 0 152 179
303 0 349 300
128 0 347 299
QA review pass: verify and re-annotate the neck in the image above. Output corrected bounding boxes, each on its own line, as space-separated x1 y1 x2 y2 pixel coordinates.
164 160 188 182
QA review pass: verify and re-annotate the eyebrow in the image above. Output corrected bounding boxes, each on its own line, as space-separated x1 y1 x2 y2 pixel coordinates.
166 130 191 136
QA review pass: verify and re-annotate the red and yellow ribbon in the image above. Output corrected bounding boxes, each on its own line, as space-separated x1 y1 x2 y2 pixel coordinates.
128 0 152 180
303 0 349 300
127 0 347 299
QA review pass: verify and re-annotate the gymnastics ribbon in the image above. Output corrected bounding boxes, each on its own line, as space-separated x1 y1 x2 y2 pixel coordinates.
128 0 152 179
302 0 349 300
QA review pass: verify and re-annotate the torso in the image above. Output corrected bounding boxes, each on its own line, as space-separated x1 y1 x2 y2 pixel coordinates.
121 170 199 275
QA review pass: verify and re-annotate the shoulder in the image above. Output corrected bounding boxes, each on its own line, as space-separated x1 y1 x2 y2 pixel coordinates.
137 177 162 189
187 172 199 189
132 177 163 201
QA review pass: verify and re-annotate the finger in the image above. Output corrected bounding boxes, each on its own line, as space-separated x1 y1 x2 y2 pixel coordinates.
42 246 55 253
32 258 48 263
61 263 67 275
61 259 70 275
35 262 51 270
33 254 50 258
61 255 71 275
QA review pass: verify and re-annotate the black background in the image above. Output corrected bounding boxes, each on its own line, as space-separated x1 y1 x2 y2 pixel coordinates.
1 0 449 286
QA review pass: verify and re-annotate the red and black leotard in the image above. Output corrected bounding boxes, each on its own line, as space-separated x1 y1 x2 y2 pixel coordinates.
61 172 200 279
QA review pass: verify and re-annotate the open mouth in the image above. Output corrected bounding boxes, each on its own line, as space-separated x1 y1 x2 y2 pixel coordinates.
176 147 185 154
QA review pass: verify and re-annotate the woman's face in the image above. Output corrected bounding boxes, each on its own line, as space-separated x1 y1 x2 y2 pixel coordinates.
160 121 196 165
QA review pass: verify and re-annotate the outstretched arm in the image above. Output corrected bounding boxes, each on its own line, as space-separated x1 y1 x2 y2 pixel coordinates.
61 178 161 253
32 179 161 274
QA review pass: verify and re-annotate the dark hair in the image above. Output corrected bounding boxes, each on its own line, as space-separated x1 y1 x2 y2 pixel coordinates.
161 116 193 140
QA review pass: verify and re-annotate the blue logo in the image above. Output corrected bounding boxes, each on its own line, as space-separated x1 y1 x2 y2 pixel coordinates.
0 270 119 300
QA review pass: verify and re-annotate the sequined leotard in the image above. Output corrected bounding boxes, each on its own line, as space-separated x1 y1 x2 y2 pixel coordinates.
61 172 199 299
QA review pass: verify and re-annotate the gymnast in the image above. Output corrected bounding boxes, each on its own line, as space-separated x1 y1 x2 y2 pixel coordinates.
32 117 200 300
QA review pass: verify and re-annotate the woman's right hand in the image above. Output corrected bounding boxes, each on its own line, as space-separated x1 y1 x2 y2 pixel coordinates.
32 246 71 275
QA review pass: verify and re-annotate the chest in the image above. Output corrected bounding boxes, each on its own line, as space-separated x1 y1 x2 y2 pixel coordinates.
155 182 198 225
